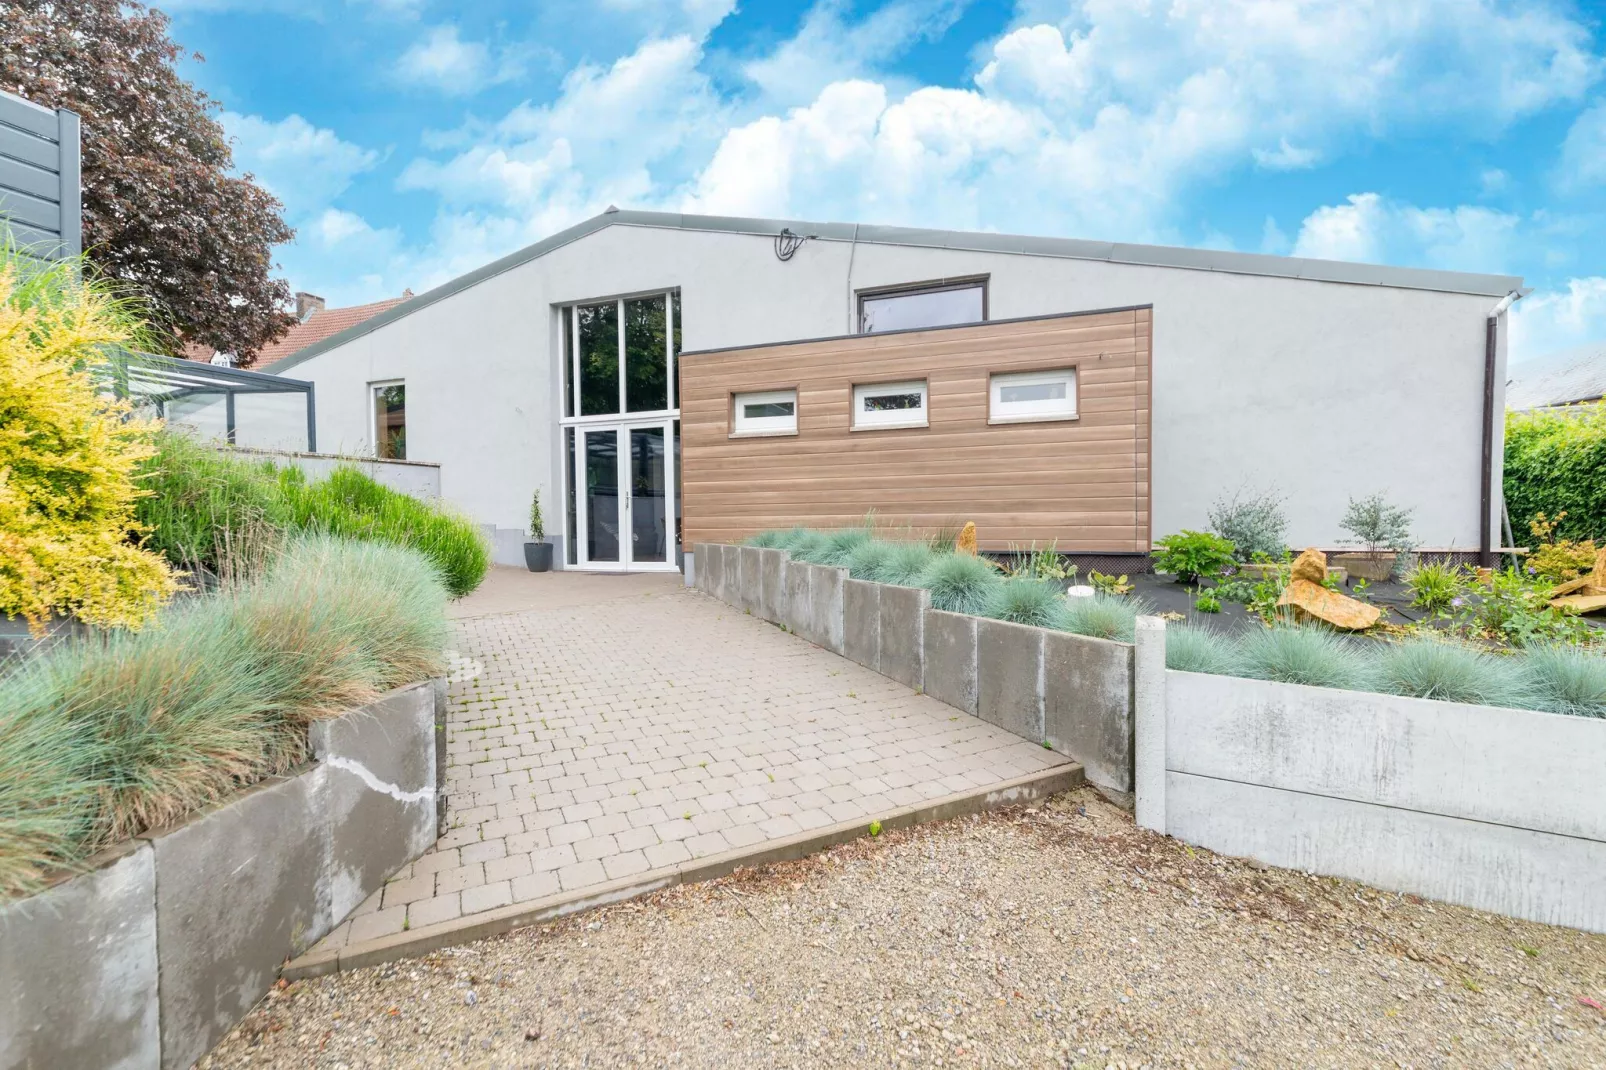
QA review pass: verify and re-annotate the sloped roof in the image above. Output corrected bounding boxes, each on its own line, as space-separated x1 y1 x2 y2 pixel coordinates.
254 296 408 369
266 208 1526 376
1507 343 1606 411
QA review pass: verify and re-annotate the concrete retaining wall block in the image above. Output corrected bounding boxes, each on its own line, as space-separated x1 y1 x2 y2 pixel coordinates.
923 609 978 714
876 584 928 690
737 546 762 614
806 564 847 654
783 559 813 638
1043 630 1135 793
842 579 880 669
975 618 1046 742
691 543 710 593
153 771 331 1070
757 548 790 624
0 843 159 1070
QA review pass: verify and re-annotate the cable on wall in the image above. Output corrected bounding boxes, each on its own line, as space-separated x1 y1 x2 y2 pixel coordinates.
773 228 808 262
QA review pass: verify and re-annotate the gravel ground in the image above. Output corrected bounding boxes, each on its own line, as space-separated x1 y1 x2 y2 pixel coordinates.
203 788 1606 1069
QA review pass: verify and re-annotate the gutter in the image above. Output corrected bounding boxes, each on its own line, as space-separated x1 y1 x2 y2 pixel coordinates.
1480 289 1523 567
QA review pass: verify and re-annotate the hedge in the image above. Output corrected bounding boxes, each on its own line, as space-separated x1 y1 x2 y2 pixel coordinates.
1504 403 1606 543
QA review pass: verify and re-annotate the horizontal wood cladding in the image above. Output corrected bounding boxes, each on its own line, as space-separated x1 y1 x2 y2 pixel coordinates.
680 308 1153 551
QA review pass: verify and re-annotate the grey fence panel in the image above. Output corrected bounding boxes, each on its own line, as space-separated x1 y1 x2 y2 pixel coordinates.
0 88 81 258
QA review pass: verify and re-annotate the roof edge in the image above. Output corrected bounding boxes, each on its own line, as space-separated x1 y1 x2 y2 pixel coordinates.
267 209 1524 375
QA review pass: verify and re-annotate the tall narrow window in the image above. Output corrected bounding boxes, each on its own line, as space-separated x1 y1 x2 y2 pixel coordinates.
372 382 405 459
625 294 668 412
859 279 986 333
577 301 619 416
562 308 575 418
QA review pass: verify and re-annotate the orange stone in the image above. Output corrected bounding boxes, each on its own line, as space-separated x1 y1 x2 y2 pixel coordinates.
1276 578 1382 631
1289 547 1328 585
957 521 978 556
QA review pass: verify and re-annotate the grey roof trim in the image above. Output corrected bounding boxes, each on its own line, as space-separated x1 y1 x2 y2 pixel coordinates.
681 303 1153 358
267 209 1525 376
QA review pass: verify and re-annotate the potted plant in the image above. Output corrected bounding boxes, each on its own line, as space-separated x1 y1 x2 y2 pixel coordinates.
1333 493 1413 582
523 490 552 572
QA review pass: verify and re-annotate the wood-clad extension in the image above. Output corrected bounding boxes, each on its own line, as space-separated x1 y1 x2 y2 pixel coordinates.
679 306 1153 552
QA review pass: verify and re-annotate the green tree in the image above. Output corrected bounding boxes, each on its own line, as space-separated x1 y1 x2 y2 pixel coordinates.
1 0 296 364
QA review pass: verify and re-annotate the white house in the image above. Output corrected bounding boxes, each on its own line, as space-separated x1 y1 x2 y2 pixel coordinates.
268 209 1523 572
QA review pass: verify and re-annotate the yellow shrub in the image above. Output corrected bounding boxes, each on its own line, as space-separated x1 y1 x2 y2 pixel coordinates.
0 257 175 631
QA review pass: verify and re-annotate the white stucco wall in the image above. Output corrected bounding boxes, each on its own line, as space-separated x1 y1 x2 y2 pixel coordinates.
280 221 1510 550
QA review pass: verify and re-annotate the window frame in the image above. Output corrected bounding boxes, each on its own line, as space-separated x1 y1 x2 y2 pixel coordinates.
560 289 680 425
851 379 929 431
855 275 988 335
988 367 1078 425
369 378 406 459
730 387 799 438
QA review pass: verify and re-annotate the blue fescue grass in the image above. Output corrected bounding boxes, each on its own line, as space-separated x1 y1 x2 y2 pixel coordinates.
917 553 1002 615
985 578 1066 628
784 529 832 563
744 529 785 548
874 542 939 585
0 535 450 898
1233 624 1375 689
1165 625 1240 674
1372 638 1526 707
1519 646 1606 718
844 539 898 580
814 528 873 567
1058 593 1150 642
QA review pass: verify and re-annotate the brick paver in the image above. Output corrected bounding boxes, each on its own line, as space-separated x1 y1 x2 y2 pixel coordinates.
308 568 1067 952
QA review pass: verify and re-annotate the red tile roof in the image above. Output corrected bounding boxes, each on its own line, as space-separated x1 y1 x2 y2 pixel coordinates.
180 295 410 369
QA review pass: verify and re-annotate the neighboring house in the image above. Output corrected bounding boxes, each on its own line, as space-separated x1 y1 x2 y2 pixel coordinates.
185 290 412 369
267 208 1523 573
0 87 80 259
1507 343 1606 412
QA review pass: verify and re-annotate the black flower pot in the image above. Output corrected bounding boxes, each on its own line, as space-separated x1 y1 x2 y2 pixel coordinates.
524 541 553 572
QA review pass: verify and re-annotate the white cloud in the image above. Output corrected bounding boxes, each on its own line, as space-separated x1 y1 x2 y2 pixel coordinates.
1480 167 1511 196
1291 193 1521 273
1252 138 1319 170
223 112 379 219
1557 99 1606 190
740 0 967 105
397 25 529 96
1511 277 1606 362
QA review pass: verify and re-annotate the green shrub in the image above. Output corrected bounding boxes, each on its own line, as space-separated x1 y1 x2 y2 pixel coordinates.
917 553 1002 615
1405 560 1463 612
1058 592 1148 642
985 578 1066 628
1505 403 1606 543
874 542 938 586
1519 646 1606 718
1193 589 1222 613
1338 493 1414 559
1207 487 1288 562
280 466 489 596
134 431 290 581
1152 530 1236 583
1165 625 1239 674
844 539 897 580
1373 639 1525 707
0 535 450 897
1234 625 1374 689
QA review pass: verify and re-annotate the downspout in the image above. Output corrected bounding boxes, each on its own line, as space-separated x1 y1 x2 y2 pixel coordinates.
1480 290 1521 566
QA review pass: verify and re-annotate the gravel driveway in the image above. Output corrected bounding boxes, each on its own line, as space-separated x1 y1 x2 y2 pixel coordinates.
202 788 1606 1068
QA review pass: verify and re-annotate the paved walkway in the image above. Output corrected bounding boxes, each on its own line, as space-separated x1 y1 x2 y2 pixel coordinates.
306 567 1070 959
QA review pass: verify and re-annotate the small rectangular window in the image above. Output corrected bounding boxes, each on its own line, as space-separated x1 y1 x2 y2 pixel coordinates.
853 380 928 430
371 381 405 459
859 279 985 333
990 368 1076 423
732 388 797 435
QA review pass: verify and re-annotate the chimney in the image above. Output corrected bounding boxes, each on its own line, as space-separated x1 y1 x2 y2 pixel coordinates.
295 292 326 320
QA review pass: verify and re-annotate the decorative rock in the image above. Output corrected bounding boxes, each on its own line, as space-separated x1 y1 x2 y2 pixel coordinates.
1289 547 1328 585
957 521 978 556
1065 585 1096 599
1277 578 1381 631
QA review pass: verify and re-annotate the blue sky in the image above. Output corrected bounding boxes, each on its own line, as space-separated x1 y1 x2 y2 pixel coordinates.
162 0 1606 363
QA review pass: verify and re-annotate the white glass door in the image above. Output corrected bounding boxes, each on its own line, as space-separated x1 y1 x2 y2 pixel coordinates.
573 419 676 571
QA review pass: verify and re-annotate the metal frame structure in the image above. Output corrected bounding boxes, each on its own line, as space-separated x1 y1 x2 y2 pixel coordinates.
109 350 317 451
